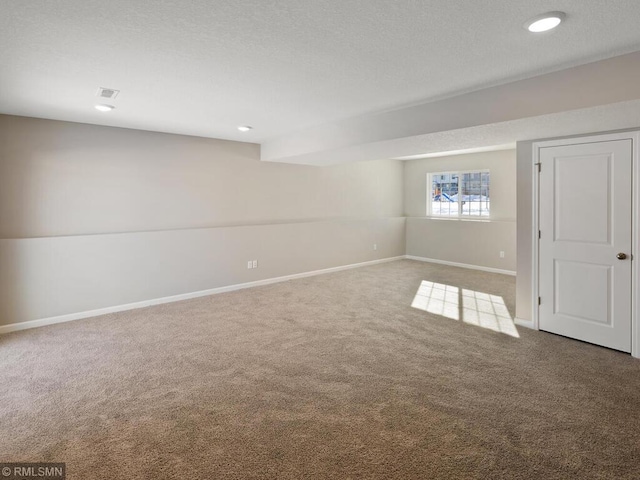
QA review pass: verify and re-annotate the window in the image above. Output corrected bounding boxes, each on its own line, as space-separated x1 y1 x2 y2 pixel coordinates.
429 170 490 217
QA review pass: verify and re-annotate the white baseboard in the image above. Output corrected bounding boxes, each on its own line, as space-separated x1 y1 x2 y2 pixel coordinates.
404 255 516 276
0 256 405 335
514 317 536 330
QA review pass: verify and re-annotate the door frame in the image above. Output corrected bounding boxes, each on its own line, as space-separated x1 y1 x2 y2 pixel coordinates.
531 130 640 358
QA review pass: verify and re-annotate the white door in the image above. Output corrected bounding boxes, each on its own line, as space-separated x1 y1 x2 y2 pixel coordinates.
538 139 632 352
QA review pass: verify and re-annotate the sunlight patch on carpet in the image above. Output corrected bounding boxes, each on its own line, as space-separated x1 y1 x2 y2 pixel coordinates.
411 281 519 337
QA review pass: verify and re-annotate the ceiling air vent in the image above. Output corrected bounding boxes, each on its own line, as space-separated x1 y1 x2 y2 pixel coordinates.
96 87 120 99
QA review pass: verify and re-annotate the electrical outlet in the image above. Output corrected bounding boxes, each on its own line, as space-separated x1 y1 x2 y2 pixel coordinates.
373 244 377 251
499 251 505 258
252 260 258 268
247 261 253 269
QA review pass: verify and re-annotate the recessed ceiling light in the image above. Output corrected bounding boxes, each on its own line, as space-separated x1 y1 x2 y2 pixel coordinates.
95 104 115 112
237 125 253 132
525 11 566 33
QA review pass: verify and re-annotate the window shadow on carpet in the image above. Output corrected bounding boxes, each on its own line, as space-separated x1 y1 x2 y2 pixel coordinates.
411 280 519 338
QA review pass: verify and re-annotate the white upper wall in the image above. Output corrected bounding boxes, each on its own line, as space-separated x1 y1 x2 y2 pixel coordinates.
403 150 516 222
0 115 404 239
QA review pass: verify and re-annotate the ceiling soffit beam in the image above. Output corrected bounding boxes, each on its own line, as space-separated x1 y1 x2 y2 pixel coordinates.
261 51 640 165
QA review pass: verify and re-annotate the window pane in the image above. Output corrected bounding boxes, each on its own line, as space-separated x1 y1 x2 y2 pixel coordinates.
460 171 490 216
481 172 490 216
429 170 489 217
431 173 459 216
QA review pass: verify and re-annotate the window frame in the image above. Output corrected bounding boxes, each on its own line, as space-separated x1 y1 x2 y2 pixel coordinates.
427 170 491 218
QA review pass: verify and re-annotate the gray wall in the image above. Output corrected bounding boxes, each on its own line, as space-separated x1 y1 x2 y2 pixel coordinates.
515 141 534 321
0 115 405 326
403 150 517 272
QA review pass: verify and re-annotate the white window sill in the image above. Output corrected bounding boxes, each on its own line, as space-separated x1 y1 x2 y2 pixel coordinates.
426 216 491 222
409 216 516 224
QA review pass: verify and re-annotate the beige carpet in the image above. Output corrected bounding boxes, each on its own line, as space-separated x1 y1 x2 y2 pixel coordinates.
1 259 639 479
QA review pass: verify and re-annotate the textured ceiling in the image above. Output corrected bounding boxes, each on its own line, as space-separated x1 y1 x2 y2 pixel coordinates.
2 0 640 145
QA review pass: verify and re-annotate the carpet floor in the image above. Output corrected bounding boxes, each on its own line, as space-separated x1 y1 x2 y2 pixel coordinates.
1 259 639 479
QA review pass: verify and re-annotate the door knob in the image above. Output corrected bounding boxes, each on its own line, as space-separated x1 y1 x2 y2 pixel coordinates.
617 253 627 260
